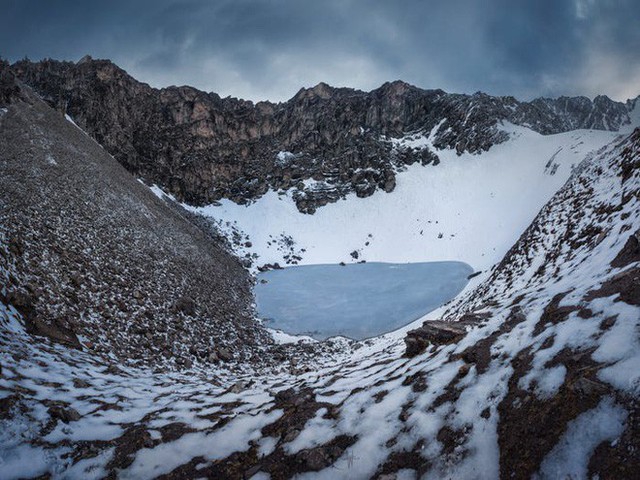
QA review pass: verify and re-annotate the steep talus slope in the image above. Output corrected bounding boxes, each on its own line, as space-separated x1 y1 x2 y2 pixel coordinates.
1 67 638 478
420 127 640 478
0 66 273 369
11 58 638 212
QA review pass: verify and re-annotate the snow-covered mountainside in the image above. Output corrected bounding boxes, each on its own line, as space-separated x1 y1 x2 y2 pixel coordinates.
184 124 622 272
1 55 639 478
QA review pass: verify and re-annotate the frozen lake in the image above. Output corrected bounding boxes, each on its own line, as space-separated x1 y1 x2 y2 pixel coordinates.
254 261 474 340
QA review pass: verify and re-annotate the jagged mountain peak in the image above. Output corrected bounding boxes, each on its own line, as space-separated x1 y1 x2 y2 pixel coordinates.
593 93 614 103
375 79 419 95
292 81 363 102
8 57 639 214
76 53 93 65
308 81 334 96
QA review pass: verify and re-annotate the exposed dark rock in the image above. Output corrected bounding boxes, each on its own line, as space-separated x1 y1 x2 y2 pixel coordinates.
25 317 82 349
497 346 608 480
48 403 81 424
404 320 468 357
9 58 636 214
437 425 468 456
0 61 23 105
217 347 234 362
611 230 640 268
588 403 640 479
533 293 576 336
0 395 20 420
107 425 155 470
586 265 640 306
258 262 283 272
72 378 91 389
376 443 431 478
173 296 196 316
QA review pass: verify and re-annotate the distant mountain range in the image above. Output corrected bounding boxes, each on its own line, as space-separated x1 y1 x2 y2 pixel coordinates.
10 56 639 212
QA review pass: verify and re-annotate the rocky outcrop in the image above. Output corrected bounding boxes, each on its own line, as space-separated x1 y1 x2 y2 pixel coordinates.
11 57 638 213
404 320 469 357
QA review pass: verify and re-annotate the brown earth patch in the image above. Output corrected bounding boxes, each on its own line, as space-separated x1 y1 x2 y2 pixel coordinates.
497 346 611 480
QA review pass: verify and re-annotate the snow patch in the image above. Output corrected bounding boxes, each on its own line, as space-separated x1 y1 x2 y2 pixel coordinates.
276 151 296 166
189 128 618 272
535 398 627 479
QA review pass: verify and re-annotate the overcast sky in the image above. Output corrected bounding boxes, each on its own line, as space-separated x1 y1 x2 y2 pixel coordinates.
2 0 639 102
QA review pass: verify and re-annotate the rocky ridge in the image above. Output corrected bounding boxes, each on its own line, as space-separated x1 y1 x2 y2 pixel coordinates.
11 57 638 213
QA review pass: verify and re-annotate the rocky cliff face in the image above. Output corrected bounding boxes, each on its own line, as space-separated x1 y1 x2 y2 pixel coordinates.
11 57 638 213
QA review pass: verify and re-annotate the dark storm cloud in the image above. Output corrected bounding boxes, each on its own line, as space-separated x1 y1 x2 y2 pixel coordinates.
1 0 639 101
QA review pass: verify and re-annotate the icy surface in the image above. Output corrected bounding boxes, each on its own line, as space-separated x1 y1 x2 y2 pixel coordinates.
255 261 472 339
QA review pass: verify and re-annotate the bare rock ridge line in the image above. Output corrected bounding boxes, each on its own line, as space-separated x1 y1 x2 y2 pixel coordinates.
10 56 639 213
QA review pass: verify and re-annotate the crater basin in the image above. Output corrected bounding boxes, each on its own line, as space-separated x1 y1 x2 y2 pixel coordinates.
254 261 474 340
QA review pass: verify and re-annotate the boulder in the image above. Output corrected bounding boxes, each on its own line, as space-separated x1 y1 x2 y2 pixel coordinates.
48 404 81 423
217 347 233 362
404 320 468 357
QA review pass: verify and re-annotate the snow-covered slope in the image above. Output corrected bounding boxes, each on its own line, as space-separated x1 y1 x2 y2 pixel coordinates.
187 125 620 272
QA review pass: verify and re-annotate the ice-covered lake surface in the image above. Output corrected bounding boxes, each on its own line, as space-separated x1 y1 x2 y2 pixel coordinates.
255 261 474 340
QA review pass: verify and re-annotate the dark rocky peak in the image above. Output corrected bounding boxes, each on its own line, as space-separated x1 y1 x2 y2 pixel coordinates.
470 90 491 99
374 80 420 97
255 100 277 115
76 54 93 65
426 93 511 154
626 94 640 111
292 82 331 101
15 56 127 85
0 60 23 105
292 82 361 103
305 81 335 99
499 94 519 107
593 93 613 104
512 94 633 133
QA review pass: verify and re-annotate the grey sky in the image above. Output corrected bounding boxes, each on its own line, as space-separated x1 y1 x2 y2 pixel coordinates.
1 0 639 102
